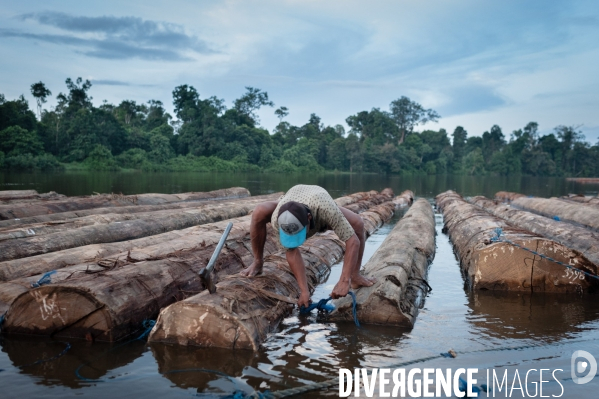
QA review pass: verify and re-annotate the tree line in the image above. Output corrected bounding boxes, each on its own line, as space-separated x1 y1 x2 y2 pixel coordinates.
0 78 597 176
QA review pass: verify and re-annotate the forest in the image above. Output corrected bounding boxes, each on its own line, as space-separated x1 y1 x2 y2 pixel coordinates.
1 78 598 176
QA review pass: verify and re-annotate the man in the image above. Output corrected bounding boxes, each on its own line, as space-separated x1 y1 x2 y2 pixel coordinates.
240 184 376 308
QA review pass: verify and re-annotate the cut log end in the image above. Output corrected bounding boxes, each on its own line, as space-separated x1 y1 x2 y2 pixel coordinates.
5 286 113 340
149 301 259 351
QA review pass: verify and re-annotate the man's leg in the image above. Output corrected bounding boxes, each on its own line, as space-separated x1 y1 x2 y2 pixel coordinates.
339 207 377 288
240 201 278 277
286 248 311 308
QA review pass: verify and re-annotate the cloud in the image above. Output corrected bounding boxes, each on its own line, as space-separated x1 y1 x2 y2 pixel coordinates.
436 85 507 117
6 11 214 61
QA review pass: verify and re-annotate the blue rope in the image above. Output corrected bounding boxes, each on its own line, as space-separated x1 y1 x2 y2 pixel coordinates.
31 270 57 288
490 228 599 281
0 313 5 333
553 215 560 221
299 291 360 327
136 319 156 340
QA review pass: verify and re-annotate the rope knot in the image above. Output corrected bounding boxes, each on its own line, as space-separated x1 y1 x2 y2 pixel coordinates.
31 270 57 288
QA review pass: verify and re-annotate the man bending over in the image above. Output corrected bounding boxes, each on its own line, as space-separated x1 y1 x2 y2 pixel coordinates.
240 184 376 308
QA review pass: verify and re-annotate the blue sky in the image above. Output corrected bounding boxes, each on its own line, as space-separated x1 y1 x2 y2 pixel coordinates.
1 0 598 143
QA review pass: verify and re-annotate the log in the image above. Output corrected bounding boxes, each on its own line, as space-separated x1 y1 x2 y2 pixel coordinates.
0 191 65 205
0 187 250 220
0 195 273 262
1 191 389 341
511 196 599 232
0 193 281 240
328 198 435 327
342 190 394 214
436 190 597 293
393 190 414 208
559 195 599 208
495 191 526 203
566 177 599 184
469 196 599 268
148 200 397 350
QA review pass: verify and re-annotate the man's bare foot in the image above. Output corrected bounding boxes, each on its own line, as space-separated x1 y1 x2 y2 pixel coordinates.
351 274 377 289
240 260 263 277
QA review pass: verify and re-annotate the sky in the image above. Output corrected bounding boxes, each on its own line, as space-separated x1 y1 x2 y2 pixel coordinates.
1 0 598 143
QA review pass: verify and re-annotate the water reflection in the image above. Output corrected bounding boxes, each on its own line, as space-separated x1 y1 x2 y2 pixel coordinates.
466 291 599 342
2 171 598 199
1 336 144 388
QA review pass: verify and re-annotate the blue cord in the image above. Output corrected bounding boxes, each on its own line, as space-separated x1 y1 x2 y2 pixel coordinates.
490 228 599 281
31 270 57 288
21 342 71 368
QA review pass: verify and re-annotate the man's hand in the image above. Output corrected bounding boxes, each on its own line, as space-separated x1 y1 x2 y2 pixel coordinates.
331 278 351 299
298 291 311 308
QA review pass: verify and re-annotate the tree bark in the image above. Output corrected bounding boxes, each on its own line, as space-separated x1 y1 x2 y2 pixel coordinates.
469 196 599 268
328 198 435 327
511 196 599 232
437 191 597 293
559 195 599 208
0 190 65 204
0 187 250 220
1 191 391 341
342 190 394 214
147 200 397 350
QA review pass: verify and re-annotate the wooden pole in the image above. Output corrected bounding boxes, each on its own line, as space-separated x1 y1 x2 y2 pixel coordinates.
0 187 251 220
437 191 597 293
468 196 599 268
328 198 435 327
148 200 397 350
2 191 391 341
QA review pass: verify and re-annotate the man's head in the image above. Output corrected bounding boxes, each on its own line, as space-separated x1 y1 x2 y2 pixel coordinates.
277 201 313 249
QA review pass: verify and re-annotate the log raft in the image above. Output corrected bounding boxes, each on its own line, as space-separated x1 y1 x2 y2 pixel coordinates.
468 196 599 268
328 198 435 327
0 195 277 263
0 187 251 220
147 199 398 350
0 190 65 204
1 190 390 341
495 191 526 203
437 191 597 293
393 190 414 208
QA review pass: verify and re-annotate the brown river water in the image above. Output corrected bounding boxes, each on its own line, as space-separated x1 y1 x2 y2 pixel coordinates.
0 172 598 398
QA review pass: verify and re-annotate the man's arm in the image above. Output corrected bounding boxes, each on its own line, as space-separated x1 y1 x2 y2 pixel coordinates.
331 233 360 299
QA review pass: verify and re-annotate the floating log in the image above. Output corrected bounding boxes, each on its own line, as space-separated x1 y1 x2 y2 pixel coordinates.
0 187 250 220
328 198 435 327
469 196 599 268
494 191 526 203
342 189 394 214
559 194 599 208
393 190 414 207
0 190 66 204
0 194 282 240
1 191 388 341
566 177 599 184
148 200 397 350
0 195 275 263
437 191 597 293
511 196 599 232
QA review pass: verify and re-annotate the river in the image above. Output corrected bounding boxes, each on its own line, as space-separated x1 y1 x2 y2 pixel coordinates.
0 172 598 398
